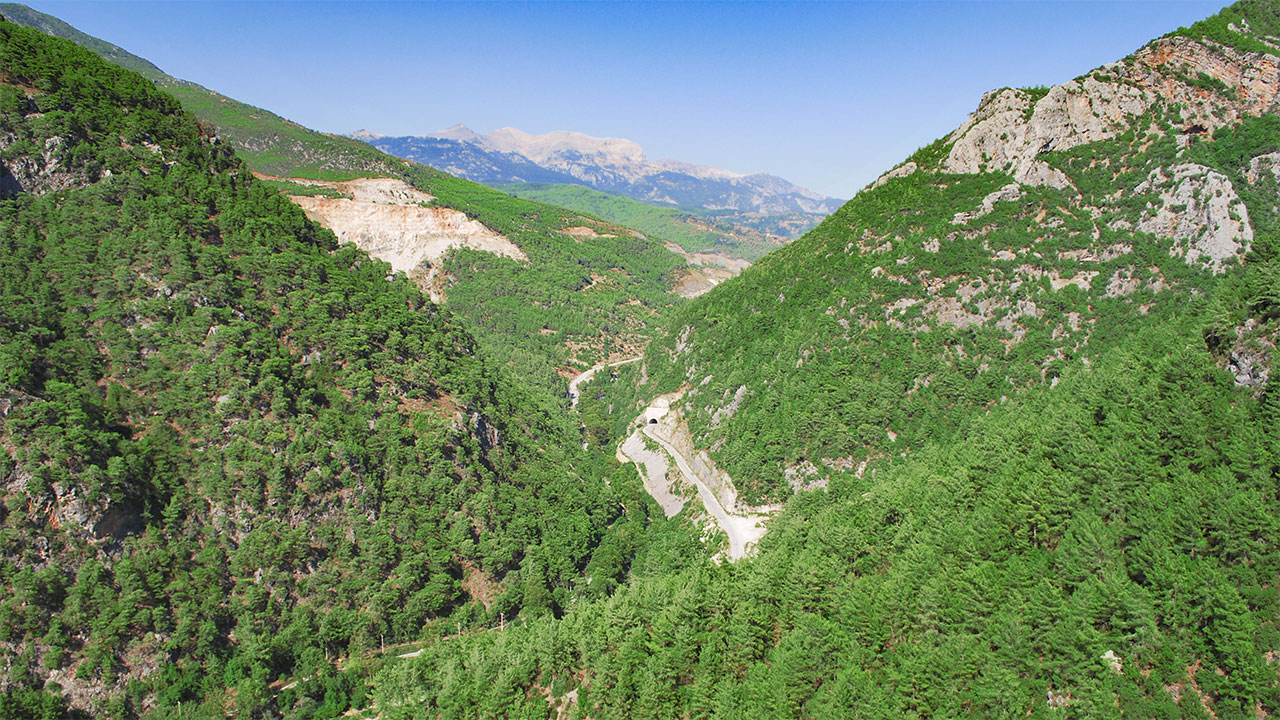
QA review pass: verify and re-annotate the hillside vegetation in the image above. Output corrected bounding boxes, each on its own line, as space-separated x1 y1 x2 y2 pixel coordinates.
1 3 694 390
159 86 687 387
497 182 787 262
376 308 1280 719
0 21 669 718
366 2 1280 717
3 1 1280 719
362 128 840 250
588 1 1280 503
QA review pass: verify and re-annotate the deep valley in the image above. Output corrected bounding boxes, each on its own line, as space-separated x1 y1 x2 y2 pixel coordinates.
1 2 1279 719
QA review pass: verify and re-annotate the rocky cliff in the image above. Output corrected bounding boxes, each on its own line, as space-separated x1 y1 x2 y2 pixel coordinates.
930 33 1280 192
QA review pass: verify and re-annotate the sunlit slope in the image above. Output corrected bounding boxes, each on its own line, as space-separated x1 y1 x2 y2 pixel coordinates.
0 18 643 718
364 4 1280 717
1 3 694 387
619 0 1280 502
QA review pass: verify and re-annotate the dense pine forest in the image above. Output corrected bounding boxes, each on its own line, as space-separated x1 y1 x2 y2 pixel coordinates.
0 20 675 718
0 0 694 391
2 1 1280 719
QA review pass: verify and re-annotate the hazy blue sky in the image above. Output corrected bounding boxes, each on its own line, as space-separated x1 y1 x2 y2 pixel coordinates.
24 1 1225 198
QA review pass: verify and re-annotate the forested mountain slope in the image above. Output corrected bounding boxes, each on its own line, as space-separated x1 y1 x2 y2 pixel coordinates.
157 87 687 389
495 182 786 264
376 298 1280 720
0 4 695 390
3 2 1279 719
0 2 161 76
587 0 1280 504
361 3 1280 717
0 21 647 718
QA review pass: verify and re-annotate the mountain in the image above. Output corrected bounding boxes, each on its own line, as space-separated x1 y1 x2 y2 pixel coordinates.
369 125 843 216
362 1 1280 716
353 131 586 186
360 126 843 262
0 2 162 76
0 4 709 392
0 18 666 718
613 0 1280 503
5 1 1280 719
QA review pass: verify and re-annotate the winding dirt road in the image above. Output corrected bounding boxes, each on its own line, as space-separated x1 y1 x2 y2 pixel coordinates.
640 425 767 560
568 356 642 407
573 358 767 560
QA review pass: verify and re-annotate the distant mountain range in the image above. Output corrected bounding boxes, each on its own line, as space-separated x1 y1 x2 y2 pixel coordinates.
354 125 843 221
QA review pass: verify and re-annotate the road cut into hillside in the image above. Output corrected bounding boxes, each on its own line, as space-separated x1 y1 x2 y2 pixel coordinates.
615 390 770 561
640 424 768 560
568 356 642 407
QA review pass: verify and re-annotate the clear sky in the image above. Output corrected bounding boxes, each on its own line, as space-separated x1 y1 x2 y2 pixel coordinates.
24 0 1226 198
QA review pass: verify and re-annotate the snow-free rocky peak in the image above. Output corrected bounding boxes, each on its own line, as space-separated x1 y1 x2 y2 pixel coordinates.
362 124 845 216
916 32 1280 191
866 22 1280 273
476 127 649 169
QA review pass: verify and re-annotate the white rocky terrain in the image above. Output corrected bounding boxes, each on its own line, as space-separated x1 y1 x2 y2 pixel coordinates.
260 174 527 300
870 29 1277 274
935 34 1280 190
616 387 773 561
1135 163 1253 272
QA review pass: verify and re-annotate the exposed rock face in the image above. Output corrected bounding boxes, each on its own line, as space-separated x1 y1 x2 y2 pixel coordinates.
869 161 918 190
664 245 751 274
49 491 139 542
784 460 826 492
660 241 749 298
925 296 986 330
944 35 1280 188
944 87 1079 189
323 176 436 205
1227 346 1271 389
710 385 748 429
663 415 743 514
1135 164 1252 272
1222 319 1275 392
673 266 735 299
1247 151 1280 184
952 182 1024 224
0 135 87 197
560 225 616 240
1140 35 1280 127
274 176 527 281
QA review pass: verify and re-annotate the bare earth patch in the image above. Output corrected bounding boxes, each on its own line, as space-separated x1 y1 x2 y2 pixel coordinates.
460 560 499 610
261 175 527 294
560 225 616 240
674 266 735 298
